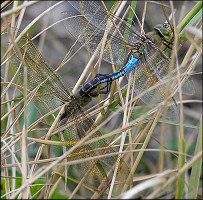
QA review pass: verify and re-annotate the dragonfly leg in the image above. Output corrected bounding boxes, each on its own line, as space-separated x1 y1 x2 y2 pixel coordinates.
163 41 172 49
98 77 113 94
94 74 113 94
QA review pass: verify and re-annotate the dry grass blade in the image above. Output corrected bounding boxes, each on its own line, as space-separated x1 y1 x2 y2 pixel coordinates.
1 1 202 199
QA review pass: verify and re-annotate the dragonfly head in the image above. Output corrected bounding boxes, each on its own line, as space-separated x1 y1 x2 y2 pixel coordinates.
153 23 172 41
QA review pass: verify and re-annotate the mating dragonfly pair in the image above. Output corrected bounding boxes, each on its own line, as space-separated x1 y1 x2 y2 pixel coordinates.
3 1 194 198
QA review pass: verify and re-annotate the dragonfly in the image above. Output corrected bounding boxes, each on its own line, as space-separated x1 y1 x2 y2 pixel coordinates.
62 1 195 120
2 29 132 198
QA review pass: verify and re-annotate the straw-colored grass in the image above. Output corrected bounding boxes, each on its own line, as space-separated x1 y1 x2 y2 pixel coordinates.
1 1 202 199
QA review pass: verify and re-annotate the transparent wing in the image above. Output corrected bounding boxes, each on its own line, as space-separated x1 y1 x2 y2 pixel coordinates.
62 1 142 65
51 104 132 197
3 28 132 197
4 29 71 112
127 46 195 120
125 45 179 120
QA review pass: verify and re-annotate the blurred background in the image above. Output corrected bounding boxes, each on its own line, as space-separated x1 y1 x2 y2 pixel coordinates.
1 1 202 198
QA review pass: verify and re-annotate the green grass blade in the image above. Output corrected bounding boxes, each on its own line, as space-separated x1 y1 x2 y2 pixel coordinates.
178 1 203 36
188 116 202 199
175 138 186 199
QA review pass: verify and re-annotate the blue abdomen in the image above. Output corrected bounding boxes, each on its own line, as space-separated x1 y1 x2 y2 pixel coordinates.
108 55 140 81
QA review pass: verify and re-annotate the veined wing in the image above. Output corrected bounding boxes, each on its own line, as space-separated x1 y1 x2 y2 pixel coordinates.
3 29 71 113
126 42 195 120
53 103 132 197
62 1 143 66
3 28 132 197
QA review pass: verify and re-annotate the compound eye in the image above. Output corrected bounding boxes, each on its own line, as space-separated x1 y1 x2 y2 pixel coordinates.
163 23 169 28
